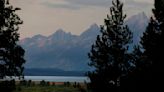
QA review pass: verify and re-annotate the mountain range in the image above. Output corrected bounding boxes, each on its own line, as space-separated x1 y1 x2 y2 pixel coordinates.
19 12 149 72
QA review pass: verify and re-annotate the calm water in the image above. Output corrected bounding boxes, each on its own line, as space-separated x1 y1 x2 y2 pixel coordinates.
24 76 90 83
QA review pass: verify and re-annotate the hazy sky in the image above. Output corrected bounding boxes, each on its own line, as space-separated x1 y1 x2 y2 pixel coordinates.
11 0 154 39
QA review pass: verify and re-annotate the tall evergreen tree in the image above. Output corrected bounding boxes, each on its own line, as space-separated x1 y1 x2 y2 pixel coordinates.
87 0 132 92
0 0 25 79
140 0 164 90
120 45 152 92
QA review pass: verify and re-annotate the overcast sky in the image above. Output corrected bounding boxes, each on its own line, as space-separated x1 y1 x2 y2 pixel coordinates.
11 0 154 39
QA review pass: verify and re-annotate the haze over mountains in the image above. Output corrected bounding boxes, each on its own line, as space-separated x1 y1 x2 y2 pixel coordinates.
19 12 149 72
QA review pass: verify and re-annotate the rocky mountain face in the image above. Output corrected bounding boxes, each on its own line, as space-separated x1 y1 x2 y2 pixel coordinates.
126 12 149 45
19 12 149 71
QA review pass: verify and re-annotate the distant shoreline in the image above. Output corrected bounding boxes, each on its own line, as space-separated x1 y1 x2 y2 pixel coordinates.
23 76 90 83
24 74 87 76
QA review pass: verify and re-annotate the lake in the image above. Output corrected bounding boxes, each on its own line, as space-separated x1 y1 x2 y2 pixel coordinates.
24 76 90 83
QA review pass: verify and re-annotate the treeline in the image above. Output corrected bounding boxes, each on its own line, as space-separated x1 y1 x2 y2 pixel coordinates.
87 0 164 92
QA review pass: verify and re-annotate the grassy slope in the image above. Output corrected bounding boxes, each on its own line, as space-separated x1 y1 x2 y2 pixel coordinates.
14 85 81 92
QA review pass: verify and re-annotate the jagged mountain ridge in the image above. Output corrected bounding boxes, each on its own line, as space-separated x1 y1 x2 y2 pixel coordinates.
19 12 148 71
20 24 100 71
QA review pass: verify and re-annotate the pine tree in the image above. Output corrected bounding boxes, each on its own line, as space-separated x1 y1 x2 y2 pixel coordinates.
0 0 25 79
87 0 132 92
120 45 152 92
140 0 164 90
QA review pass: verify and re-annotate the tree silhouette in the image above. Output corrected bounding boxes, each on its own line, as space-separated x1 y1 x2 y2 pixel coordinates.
0 0 25 79
140 0 164 91
120 45 153 92
87 0 132 92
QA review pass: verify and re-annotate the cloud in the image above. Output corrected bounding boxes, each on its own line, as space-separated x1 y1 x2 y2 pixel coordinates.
42 0 153 11
133 0 154 4
63 0 153 8
13 0 153 10
41 0 112 9
42 1 81 10
11 0 154 39
64 0 112 7
125 0 153 6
